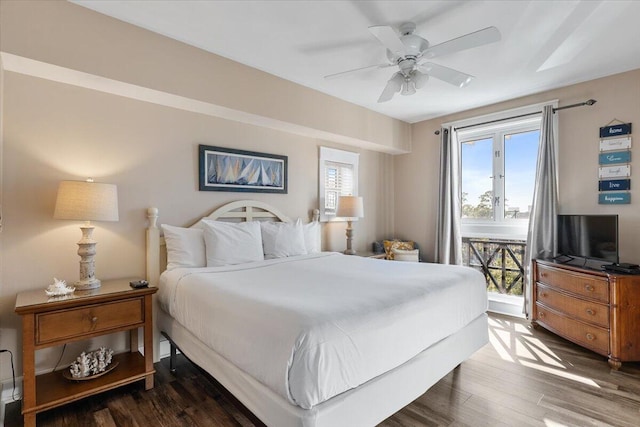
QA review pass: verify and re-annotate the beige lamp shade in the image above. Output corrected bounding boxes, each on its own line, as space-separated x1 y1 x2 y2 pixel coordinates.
336 196 364 219
54 180 119 221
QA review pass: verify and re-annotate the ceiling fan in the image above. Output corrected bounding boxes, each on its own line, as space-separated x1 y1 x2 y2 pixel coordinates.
324 22 501 102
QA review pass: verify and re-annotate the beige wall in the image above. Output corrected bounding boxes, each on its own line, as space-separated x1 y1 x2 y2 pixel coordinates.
395 69 640 263
0 2 396 382
0 0 410 154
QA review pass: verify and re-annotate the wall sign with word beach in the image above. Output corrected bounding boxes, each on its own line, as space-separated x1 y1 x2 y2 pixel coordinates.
598 122 631 204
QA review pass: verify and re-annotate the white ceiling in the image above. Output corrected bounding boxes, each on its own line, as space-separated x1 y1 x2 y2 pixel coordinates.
72 0 640 124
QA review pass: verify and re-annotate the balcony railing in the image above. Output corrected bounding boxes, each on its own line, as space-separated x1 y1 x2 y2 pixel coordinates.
462 237 526 296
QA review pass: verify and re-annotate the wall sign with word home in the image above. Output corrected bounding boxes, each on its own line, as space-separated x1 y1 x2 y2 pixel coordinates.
598 122 631 204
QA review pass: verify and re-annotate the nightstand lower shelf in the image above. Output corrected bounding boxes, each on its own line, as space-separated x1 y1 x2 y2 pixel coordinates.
32 352 152 414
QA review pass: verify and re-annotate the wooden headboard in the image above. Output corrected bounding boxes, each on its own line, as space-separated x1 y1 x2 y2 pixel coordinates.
146 200 320 285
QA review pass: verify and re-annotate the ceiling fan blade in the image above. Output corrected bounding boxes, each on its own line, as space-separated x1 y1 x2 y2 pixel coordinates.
420 62 474 88
423 26 501 59
377 72 404 103
368 25 407 57
324 63 393 80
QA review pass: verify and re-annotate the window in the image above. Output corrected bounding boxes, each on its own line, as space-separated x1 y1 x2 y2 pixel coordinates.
458 116 541 239
319 147 359 221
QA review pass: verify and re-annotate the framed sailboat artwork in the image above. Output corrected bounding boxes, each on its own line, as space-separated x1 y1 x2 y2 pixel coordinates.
199 145 288 193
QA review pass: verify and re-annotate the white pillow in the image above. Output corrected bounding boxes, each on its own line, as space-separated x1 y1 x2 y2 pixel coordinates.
392 248 419 262
301 220 321 253
202 220 264 266
260 221 307 259
161 224 206 270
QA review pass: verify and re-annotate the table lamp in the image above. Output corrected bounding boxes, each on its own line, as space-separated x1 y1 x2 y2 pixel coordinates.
54 179 119 290
336 196 364 255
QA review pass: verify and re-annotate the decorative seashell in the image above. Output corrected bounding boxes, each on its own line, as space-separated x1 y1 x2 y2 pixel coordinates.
45 278 75 296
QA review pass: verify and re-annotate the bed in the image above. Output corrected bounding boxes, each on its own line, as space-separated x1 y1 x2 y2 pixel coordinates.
146 200 488 427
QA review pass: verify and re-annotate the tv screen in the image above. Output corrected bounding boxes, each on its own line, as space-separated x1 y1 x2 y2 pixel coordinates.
557 214 619 263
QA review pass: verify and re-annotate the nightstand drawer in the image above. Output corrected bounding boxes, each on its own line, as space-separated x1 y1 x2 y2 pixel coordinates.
537 264 608 303
36 298 143 345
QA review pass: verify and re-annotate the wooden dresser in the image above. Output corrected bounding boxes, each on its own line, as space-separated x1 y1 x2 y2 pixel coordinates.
532 259 640 369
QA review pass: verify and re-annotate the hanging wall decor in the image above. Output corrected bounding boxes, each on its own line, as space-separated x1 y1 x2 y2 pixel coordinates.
199 145 288 194
598 121 632 204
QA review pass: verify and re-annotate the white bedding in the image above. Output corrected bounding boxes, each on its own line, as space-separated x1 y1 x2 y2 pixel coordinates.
158 253 487 410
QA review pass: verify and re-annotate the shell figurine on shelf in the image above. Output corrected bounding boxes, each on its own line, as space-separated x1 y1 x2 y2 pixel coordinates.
45 278 75 297
68 347 115 379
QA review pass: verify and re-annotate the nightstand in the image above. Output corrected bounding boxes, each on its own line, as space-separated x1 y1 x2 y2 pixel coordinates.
15 279 157 427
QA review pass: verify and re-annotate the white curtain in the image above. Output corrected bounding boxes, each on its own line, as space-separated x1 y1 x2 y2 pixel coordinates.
523 105 558 317
435 127 462 265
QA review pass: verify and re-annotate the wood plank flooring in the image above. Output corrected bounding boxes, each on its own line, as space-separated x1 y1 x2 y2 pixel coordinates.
5 314 640 426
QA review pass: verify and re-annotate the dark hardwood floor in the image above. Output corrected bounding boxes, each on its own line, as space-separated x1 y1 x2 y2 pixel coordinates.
5 314 640 426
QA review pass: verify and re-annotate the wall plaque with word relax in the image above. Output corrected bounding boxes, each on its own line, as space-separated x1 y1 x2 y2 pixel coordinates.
599 192 631 204
599 165 631 178
599 179 631 192
599 136 632 152
599 123 632 138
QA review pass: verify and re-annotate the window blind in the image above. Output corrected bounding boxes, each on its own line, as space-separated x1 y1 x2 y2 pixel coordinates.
324 161 354 212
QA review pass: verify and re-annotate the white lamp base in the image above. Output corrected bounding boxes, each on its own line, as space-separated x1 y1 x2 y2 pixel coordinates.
75 223 102 290
75 278 101 290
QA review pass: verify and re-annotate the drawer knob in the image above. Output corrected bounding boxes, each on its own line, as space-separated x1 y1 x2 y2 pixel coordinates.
539 312 545 318
91 316 98 323
541 273 548 278
586 333 595 341
586 308 595 316
584 284 594 292
540 292 548 298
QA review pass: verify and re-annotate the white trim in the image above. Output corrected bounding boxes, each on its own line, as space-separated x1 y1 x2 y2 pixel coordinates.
442 99 559 130
461 222 529 241
488 293 525 318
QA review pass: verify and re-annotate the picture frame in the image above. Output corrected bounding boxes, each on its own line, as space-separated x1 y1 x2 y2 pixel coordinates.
199 145 288 193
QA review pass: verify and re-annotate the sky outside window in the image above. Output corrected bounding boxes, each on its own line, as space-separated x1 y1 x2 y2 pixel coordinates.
461 130 539 219
504 130 539 216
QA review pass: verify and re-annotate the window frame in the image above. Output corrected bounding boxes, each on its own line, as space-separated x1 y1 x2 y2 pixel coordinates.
319 147 359 222
446 101 558 240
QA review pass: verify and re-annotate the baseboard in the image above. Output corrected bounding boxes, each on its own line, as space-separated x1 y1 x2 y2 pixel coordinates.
1 377 21 404
488 294 526 318
160 338 171 359
159 337 180 359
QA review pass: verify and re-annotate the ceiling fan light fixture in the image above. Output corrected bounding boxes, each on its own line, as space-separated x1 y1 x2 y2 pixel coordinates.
412 70 429 89
401 79 416 96
377 72 405 102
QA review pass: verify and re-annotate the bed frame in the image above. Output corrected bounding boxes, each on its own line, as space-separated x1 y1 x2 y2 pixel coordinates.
146 200 488 427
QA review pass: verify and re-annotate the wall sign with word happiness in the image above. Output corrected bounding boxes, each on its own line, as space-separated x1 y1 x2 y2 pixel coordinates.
598 122 631 204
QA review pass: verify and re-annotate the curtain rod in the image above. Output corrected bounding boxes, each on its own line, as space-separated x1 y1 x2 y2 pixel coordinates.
443 99 597 133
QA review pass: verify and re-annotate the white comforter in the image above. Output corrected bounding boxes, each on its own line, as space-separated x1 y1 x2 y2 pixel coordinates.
158 253 487 409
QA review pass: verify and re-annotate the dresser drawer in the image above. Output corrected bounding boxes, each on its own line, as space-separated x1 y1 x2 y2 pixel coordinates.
536 264 609 303
536 302 609 356
536 284 609 328
36 298 144 345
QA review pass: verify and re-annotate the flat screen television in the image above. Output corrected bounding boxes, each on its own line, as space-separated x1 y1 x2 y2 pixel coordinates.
557 214 619 264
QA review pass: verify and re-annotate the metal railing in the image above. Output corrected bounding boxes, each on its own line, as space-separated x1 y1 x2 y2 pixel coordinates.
462 237 526 296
